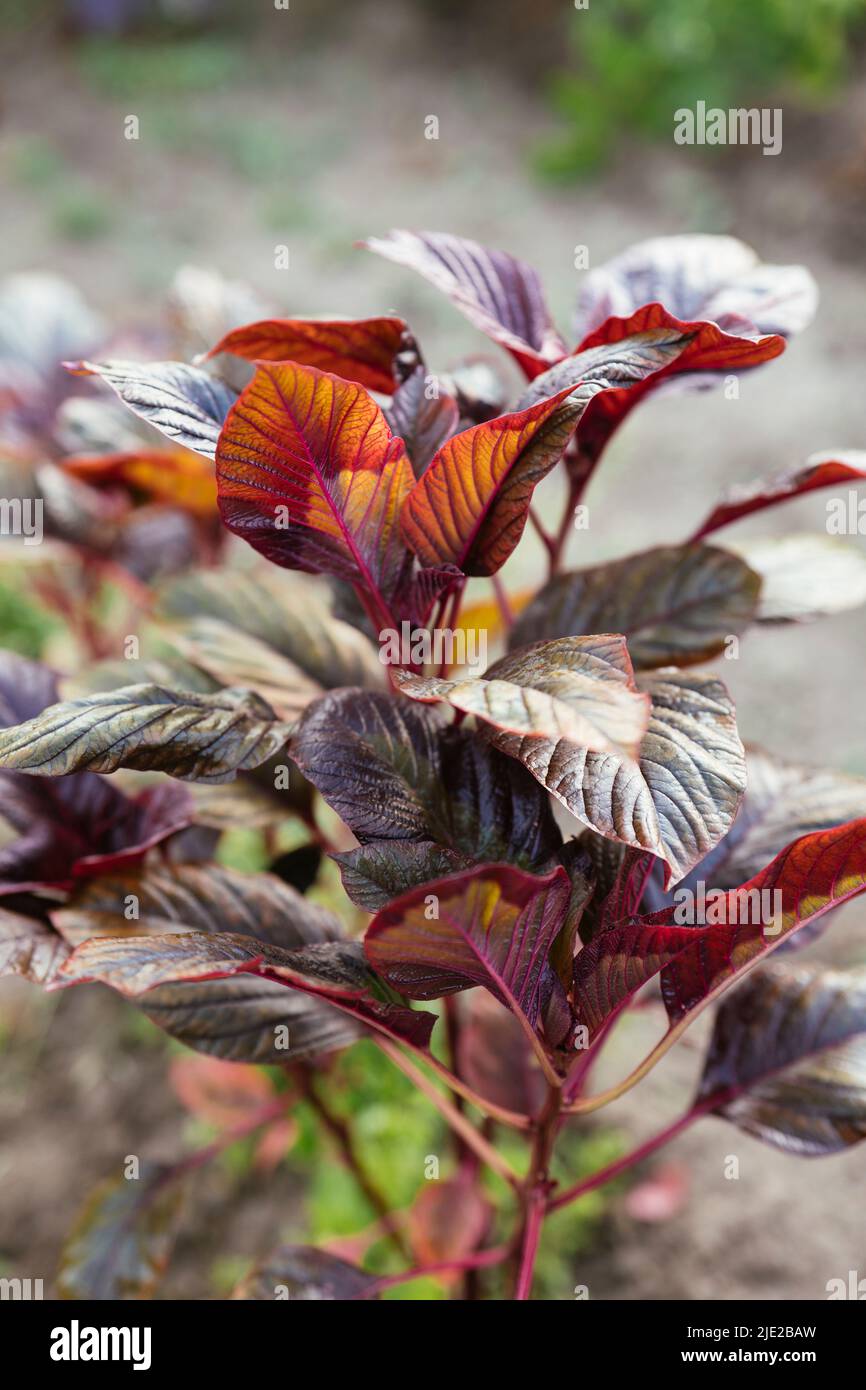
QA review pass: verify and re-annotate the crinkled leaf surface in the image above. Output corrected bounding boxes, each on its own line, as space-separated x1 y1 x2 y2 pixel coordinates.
52 862 341 948
141 977 361 1065
509 545 761 669
291 689 562 877
486 667 746 886
394 634 649 759
363 229 565 377
697 961 866 1155
56 933 435 1050
68 360 237 460
0 654 193 893
0 684 292 784
661 749 866 897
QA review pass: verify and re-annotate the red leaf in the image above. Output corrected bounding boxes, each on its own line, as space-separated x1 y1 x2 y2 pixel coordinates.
691 452 866 540
63 447 217 516
206 316 410 394
365 863 570 1029
169 1054 275 1129
572 818 866 1050
573 303 785 467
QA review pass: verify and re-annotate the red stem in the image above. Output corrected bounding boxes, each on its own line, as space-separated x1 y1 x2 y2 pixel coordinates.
491 573 514 631
513 1192 545 1300
355 1243 512 1299
547 1099 715 1214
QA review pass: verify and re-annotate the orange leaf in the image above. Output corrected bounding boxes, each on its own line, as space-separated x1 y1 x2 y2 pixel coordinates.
400 385 580 576
64 448 217 516
216 362 415 620
206 316 409 393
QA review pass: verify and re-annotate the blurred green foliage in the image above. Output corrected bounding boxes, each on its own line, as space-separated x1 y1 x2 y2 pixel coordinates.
0 577 59 657
76 35 243 98
538 0 866 177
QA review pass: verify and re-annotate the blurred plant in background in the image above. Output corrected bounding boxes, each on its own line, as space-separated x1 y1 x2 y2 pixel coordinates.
538 0 866 178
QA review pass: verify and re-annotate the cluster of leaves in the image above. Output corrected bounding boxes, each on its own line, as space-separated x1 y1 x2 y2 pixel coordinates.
2 229 866 1300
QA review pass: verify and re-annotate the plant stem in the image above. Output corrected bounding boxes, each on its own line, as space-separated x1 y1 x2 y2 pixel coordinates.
375 1039 522 1190
547 474 580 579
355 1243 512 1299
511 1082 562 1299
547 1101 712 1214
491 573 514 630
294 1066 410 1259
528 506 556 557
514 1192 546 1300
395 1042 531 1130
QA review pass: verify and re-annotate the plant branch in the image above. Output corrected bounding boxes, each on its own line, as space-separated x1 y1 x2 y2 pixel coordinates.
528 506 556 557
393 1037 532 1130
354 1242 512 1299
491 573 514 631
548 1099 715 1214
375 1039 522 1190
294 1066 410 1259
511 1082 562 1299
